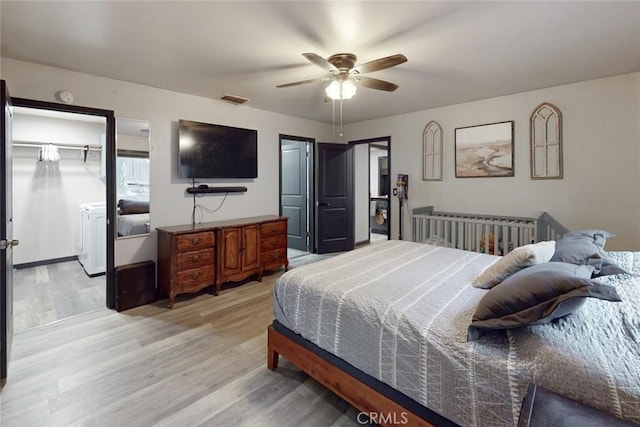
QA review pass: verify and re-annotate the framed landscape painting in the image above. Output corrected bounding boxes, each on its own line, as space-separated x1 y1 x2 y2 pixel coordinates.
455 121 514 178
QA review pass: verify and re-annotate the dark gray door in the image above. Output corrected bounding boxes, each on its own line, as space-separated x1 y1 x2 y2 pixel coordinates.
316 143 354 254
1 80 15 382
281 141 308 251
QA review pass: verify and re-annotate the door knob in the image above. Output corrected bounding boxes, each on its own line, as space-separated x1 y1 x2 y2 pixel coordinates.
0 239 19 250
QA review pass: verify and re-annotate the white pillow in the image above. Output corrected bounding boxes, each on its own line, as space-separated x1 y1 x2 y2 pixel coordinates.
472 240 556 289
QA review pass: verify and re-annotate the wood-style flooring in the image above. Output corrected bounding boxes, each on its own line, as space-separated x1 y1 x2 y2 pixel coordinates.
12 260 105 333
2 261 363 426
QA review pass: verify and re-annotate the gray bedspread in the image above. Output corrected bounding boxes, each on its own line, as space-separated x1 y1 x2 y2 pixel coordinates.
272 240 640 426
117 213 149 236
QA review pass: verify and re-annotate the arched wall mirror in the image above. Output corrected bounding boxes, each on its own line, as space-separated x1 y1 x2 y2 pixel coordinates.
530 103 563 179
116 118 150 238
423 121 443 181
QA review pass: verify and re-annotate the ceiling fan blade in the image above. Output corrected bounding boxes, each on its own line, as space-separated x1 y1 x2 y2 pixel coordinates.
302 53 338 72
353 54 407 74
353 76 399 92
276 77 330 88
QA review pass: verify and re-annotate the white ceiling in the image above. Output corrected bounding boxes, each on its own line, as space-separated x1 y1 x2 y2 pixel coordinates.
2 1 639 124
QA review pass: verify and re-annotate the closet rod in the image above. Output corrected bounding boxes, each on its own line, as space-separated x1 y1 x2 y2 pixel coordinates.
12 141 103 151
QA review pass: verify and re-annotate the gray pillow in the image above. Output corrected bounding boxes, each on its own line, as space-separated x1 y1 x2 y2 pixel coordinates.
467 262 621 341
562 229 614 248
118 199 149 215
551 230 628 277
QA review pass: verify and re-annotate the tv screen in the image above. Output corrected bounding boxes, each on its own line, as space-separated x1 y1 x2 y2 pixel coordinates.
179 119 258 179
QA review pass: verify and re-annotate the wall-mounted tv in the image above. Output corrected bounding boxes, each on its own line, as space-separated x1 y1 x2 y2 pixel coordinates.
179 119 258 179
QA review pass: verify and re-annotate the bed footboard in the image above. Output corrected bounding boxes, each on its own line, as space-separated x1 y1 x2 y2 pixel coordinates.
267 325 436 427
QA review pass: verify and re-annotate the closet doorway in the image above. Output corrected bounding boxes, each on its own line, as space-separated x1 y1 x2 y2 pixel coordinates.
10 100 114 333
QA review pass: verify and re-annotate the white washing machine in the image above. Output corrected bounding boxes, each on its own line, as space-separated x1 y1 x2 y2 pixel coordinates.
78 202 106 276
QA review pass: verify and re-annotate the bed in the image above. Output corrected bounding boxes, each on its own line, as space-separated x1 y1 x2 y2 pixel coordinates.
117 199 149 237
117 212 149 236
268 240 640 426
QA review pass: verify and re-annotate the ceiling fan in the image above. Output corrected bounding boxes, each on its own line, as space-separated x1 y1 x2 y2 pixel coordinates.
277 52 407 99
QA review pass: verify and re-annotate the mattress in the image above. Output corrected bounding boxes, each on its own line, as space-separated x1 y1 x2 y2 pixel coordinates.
117 213 149 236
272 240 640 426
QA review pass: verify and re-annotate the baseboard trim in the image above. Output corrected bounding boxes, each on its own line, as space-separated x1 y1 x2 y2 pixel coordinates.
14 255 78 270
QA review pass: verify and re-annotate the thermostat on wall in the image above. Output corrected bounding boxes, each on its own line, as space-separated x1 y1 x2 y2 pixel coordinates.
55 90 74 104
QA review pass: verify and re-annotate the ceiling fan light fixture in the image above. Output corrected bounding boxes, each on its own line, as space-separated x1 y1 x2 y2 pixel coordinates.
341 80 357 99
325 80 356 100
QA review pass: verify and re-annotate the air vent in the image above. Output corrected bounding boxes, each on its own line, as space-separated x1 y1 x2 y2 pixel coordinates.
220 94 250 105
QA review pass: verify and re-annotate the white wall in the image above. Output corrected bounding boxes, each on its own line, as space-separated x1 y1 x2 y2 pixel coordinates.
4 59 638 258
12 113 106 264
117 133 148 152
345 73 640 250
2 58 333 266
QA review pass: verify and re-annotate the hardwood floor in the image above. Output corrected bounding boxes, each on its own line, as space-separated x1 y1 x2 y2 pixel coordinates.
287 247 310 259
1 270 362 426
370 232 388 243
13 260 105 333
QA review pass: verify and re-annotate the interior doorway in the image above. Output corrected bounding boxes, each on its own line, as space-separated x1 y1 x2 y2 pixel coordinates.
10 102 112 333
279 135 314 259
351 137 391 244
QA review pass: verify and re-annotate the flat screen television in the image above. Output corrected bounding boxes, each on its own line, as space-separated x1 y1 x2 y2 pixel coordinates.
179 119 258 179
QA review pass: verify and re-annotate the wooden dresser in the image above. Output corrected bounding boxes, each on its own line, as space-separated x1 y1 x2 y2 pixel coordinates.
260 219 288 273
157 215 288 307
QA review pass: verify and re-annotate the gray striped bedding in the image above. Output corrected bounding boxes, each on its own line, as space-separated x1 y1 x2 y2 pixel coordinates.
272 240 640 426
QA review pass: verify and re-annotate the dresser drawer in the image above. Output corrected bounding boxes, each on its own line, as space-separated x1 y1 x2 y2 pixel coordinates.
176 248 214 270
175 266 214 293
261 234 287 251
261 220 287 238
262 248 287 265
175 231 215 252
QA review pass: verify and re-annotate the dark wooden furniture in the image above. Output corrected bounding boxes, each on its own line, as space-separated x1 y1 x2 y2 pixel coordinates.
114 260 156 312
158 227 215 308
218 222 261 287
267 325 436 427
260 219 289 273
157 215 287 307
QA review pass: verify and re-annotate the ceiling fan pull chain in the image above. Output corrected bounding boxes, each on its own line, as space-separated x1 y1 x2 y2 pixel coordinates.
339 97 344 141
332 99 336 142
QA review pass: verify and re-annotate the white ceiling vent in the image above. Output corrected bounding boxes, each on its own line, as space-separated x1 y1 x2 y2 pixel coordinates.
220 94 250 105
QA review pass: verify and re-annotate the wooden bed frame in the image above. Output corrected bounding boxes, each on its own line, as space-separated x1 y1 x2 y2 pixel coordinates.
267 325 435 427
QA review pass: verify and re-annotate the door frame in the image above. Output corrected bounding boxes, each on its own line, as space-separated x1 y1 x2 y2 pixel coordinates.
349 136 392 243
11 97 117 309
1 80 13 383
279 134 315 253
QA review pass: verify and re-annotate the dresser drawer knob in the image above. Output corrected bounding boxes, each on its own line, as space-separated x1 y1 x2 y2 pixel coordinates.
189 237 203 246
189 271 204 280
188 254 204 263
